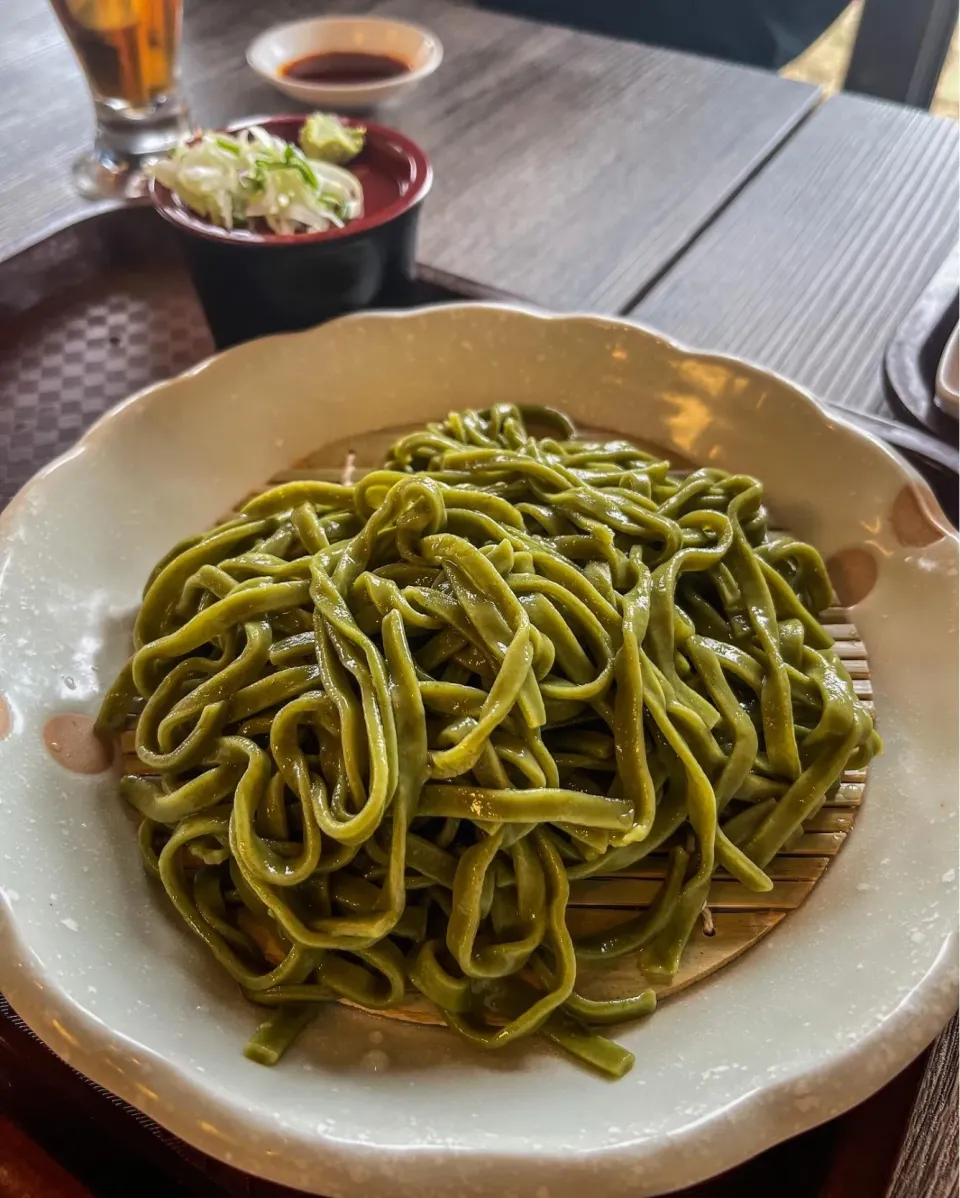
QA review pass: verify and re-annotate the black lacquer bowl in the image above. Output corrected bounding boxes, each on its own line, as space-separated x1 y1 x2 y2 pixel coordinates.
151 114 432 348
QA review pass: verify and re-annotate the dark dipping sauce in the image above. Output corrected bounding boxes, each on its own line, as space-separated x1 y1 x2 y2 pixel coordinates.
281 51 410 85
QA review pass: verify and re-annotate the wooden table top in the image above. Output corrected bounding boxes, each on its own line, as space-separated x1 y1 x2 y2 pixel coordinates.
632 91 960 421
4 0 817 309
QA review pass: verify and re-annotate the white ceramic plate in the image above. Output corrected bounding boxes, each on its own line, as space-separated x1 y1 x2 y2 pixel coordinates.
247 17 443 112
0 306 956 1198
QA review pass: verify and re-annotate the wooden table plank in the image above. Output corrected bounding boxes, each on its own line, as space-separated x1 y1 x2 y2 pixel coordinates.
630 93 959 419
886 1016 959 1198
372 0 819 310
1 0 818 310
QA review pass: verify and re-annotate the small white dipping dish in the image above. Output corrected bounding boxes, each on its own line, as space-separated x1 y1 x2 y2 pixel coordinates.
247 16 443 111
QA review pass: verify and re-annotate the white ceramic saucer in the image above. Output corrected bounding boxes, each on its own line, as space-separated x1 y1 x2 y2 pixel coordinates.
247 16 442 112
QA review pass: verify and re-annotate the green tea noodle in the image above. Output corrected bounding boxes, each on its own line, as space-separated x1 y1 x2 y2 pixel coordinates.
98 405 880 1077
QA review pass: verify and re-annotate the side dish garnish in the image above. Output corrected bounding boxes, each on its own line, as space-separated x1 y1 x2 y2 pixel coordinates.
149 113 365 235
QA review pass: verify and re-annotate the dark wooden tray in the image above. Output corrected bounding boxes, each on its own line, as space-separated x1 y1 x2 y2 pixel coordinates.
884 246 959 445
0 204 506 511
0 204 954 1198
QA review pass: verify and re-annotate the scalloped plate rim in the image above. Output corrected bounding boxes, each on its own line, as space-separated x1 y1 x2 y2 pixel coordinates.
0 302 955 1198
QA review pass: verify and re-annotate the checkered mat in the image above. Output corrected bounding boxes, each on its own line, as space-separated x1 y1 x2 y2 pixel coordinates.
0 250 213 508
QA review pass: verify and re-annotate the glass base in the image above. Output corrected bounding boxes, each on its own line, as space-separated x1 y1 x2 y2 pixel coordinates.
73 94 191 201
71 151 150 200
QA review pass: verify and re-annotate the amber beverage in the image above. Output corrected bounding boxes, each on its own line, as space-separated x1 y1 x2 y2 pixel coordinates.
49 0 189 197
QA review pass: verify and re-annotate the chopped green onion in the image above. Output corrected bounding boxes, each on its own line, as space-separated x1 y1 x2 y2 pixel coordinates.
148 116 364 235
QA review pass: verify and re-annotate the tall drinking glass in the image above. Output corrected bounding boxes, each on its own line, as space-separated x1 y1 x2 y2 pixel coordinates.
48 0 190 198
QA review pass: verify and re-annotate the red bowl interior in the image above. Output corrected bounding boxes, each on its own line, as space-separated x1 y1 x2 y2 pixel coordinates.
151 114 432 245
